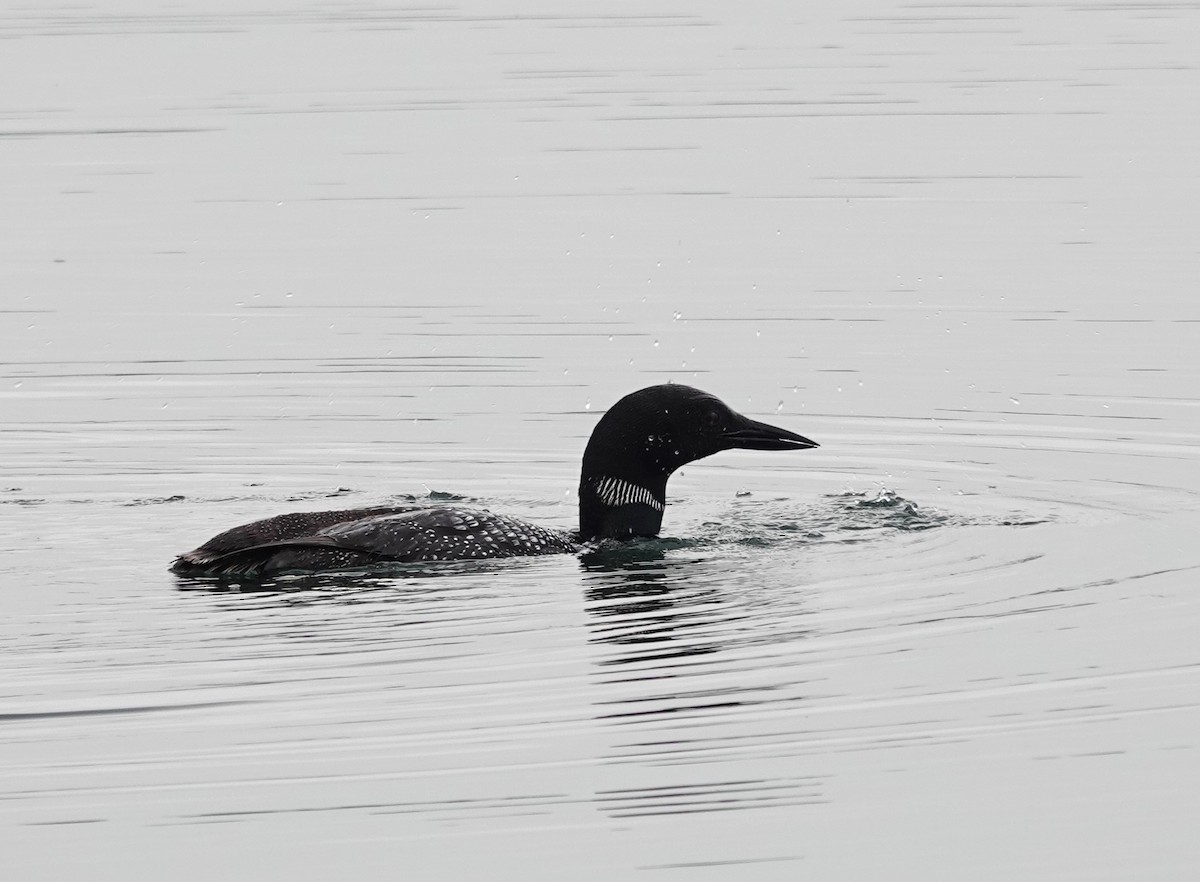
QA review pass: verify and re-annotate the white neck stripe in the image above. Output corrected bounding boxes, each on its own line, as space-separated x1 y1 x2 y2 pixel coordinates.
592 476 664 511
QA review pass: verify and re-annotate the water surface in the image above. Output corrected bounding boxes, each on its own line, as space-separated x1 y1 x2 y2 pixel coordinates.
3 2 1199 879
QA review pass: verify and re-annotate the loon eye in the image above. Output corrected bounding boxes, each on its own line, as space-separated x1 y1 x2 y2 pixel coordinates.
704 409 721 429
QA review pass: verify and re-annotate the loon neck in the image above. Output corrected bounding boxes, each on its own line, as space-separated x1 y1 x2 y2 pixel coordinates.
578 473 667 541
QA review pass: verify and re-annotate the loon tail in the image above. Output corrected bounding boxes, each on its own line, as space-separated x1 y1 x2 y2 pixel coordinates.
171 536 385 579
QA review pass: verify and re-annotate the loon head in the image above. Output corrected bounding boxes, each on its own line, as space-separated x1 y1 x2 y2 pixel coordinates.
578 383 818 542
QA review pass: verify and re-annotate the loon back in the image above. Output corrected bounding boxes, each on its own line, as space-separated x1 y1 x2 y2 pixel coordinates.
172 506 579 579
171 383 818 578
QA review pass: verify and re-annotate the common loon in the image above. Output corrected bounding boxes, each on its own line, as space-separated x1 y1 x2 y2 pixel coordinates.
171 384 818 578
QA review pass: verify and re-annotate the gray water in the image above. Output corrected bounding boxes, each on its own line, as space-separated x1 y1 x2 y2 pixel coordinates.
3 2 1199 879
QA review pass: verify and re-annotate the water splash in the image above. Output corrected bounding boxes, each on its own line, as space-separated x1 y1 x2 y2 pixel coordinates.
687 488 954 551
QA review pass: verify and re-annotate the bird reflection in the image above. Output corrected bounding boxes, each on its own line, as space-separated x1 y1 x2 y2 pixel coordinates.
580 546 745 668
579 550 825 820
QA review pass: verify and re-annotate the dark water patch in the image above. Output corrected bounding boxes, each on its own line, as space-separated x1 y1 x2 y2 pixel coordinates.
176 790 586 824
160 488 474 508
121 494 186 506
283 487 357 502
0 700 250 722
642 856 804 871
23 819 107 826
0 496 47 506
596 776 824 818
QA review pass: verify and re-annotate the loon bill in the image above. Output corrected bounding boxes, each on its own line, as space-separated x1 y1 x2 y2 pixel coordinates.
171 383 818 578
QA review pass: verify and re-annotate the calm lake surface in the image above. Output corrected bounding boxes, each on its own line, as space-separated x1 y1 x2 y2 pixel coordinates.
4 2 1199 879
